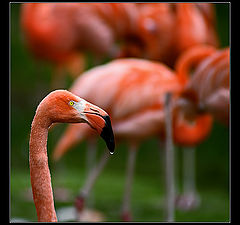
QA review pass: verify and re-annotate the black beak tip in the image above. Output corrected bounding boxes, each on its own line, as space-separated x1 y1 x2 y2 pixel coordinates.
100 115 115 154
107 139 115 154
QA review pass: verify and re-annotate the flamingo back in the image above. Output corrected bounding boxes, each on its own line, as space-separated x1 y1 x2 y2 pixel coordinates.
70 59 182 120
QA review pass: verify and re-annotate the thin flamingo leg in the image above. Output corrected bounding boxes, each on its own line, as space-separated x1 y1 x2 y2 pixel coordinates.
85 138 98 208
121 144 138 222
164 92 175 222
176 147 201 211
75 150 110 217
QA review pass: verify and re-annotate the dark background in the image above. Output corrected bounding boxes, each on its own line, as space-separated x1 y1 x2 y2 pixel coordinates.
10 3 230 222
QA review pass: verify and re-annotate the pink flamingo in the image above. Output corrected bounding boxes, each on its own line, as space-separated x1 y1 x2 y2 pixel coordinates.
177 46 230 125
29 90 115 222
52 59 213 221
20 3 139 87
123 3 219 66
173 45 229 210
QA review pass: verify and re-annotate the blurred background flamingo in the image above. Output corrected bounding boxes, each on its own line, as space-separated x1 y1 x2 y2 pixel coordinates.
177 46 229 125
51 58 213 221
173 44 229 210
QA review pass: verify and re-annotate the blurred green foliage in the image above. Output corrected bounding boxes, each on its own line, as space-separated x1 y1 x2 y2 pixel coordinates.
10 3 230 222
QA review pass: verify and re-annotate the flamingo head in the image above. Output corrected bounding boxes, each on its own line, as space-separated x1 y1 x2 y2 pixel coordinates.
39 90 115 154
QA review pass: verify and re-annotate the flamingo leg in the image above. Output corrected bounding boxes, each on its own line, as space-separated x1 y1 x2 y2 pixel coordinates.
75 149 110 214
176 147 200 211
175 146 181 198
183 147 197 194
121 144 137 222
164 93 175 222
85 138 97 208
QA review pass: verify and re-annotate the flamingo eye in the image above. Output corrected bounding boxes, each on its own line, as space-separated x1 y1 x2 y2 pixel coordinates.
69 100 75 106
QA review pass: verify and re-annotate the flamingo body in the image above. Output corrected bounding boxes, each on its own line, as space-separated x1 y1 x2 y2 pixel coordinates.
53 59 213 161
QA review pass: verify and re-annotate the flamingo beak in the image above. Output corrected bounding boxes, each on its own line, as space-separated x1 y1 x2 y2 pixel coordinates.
83 102 115 154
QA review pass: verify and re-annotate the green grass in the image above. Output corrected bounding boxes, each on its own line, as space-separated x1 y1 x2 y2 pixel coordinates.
11 151 229 222
10 133 229 222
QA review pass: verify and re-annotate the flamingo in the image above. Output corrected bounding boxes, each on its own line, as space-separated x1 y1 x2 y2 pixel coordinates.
20 3 85 87
51 59 213 221
20 3 139 87
174 4 218 54
134 3 219 66
177 46 230 125
29 90 115 222
173 45 230 209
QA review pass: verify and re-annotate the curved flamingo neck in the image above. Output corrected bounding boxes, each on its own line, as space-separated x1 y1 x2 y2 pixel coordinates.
29 108 57 222
175 45 216 86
